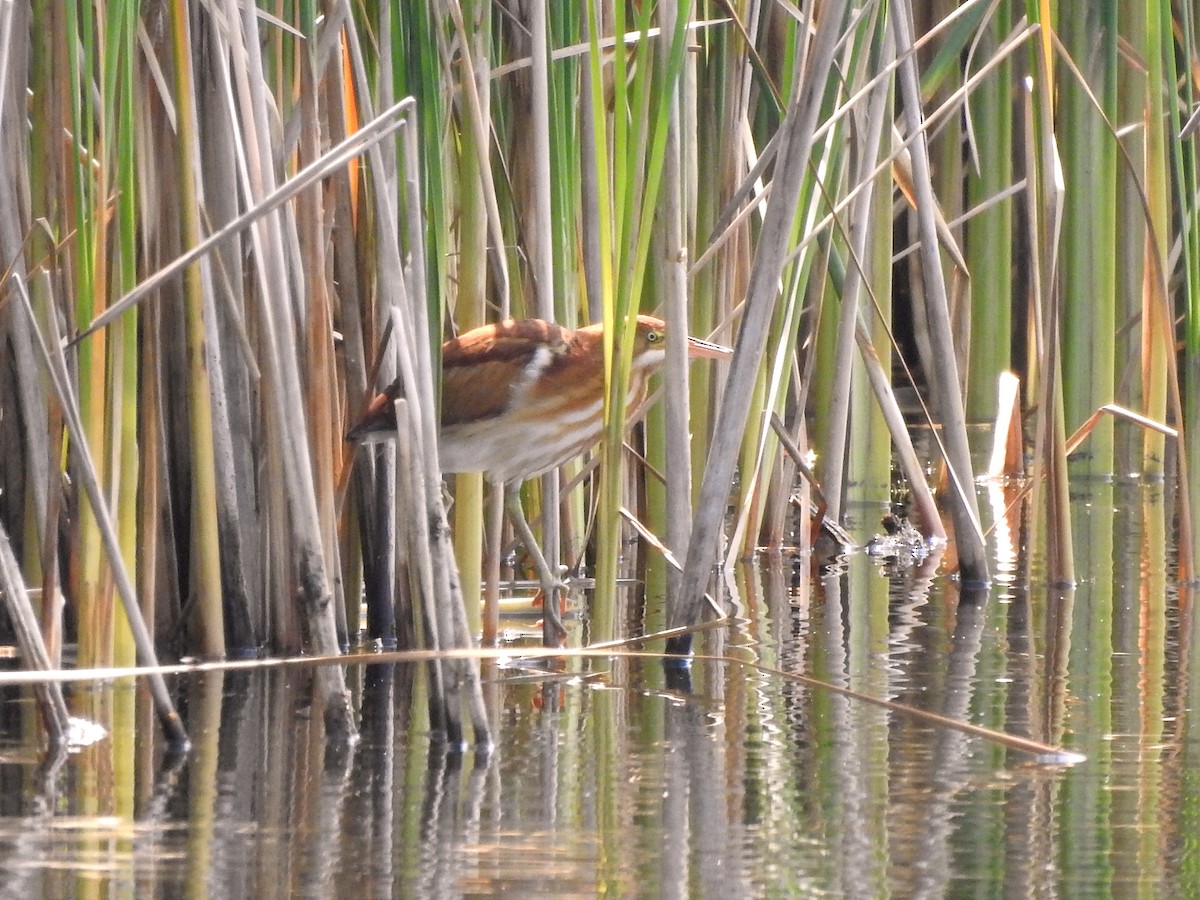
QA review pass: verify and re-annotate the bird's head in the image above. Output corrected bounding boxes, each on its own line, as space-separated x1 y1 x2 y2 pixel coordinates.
630 314 731 371
345 380 401 443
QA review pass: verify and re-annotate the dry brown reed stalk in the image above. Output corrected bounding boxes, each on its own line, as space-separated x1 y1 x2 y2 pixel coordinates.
669 0 852 652
890 0 988 584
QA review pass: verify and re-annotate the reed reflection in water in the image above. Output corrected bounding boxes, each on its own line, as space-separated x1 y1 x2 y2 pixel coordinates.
0 480 1195 895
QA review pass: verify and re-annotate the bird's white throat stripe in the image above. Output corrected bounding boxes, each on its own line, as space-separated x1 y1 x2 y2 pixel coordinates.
637 348 666 370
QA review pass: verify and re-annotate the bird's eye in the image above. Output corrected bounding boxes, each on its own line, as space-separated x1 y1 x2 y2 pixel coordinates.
647 330 662 343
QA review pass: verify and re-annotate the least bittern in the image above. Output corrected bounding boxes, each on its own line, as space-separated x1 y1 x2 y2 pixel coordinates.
347 314 731 644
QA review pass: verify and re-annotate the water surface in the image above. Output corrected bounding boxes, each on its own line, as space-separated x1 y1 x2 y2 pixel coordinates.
0 477 1196 896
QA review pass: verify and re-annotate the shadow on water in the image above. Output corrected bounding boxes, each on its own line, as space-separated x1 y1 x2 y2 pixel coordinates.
0 477 1198 895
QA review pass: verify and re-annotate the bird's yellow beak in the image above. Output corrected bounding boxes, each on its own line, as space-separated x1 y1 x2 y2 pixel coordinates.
685 335 733 359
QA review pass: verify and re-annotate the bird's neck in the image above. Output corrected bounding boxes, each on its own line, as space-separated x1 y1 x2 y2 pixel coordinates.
622 367 655 422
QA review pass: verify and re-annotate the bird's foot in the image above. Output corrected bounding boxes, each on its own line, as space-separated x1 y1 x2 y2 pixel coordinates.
531 582 571 615
541 615 568 648
537 581 570 648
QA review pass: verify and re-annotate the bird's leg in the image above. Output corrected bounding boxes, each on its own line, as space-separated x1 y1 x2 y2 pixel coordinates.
504 486 568 647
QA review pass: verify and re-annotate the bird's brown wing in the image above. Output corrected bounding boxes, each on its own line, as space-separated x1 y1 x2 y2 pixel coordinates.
440 320 572 427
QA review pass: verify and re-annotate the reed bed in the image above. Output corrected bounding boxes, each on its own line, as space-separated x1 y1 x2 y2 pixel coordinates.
1 1 1199 745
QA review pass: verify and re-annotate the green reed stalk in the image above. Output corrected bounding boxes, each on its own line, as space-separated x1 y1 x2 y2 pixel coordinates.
595 0 654 642
1021 17 1075 585
169 0 225 657
1113 4 1147 470
547 10 589 576
108 0 140 667
1179 12 1200 360
666 14 738 501
683 14 730 489
1152 2 1197 578
671 1 853 648
397 2 452 335
732 1 834 550
1058 6 1116 473
450 0 500 639
581 2 618 640
929 5 967 391
734 166 830 558
646 5 722 611
62 0 110 669
846 24 895 521
1141 2 1171 475
592 2 692 643
892 0 988 584
819 7 890 529
395 2 456 643
653 0 694 595
528 0 564 645
964 4 1015 424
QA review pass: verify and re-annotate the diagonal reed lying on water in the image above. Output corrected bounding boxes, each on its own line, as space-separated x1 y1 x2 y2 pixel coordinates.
0 639 1083 765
